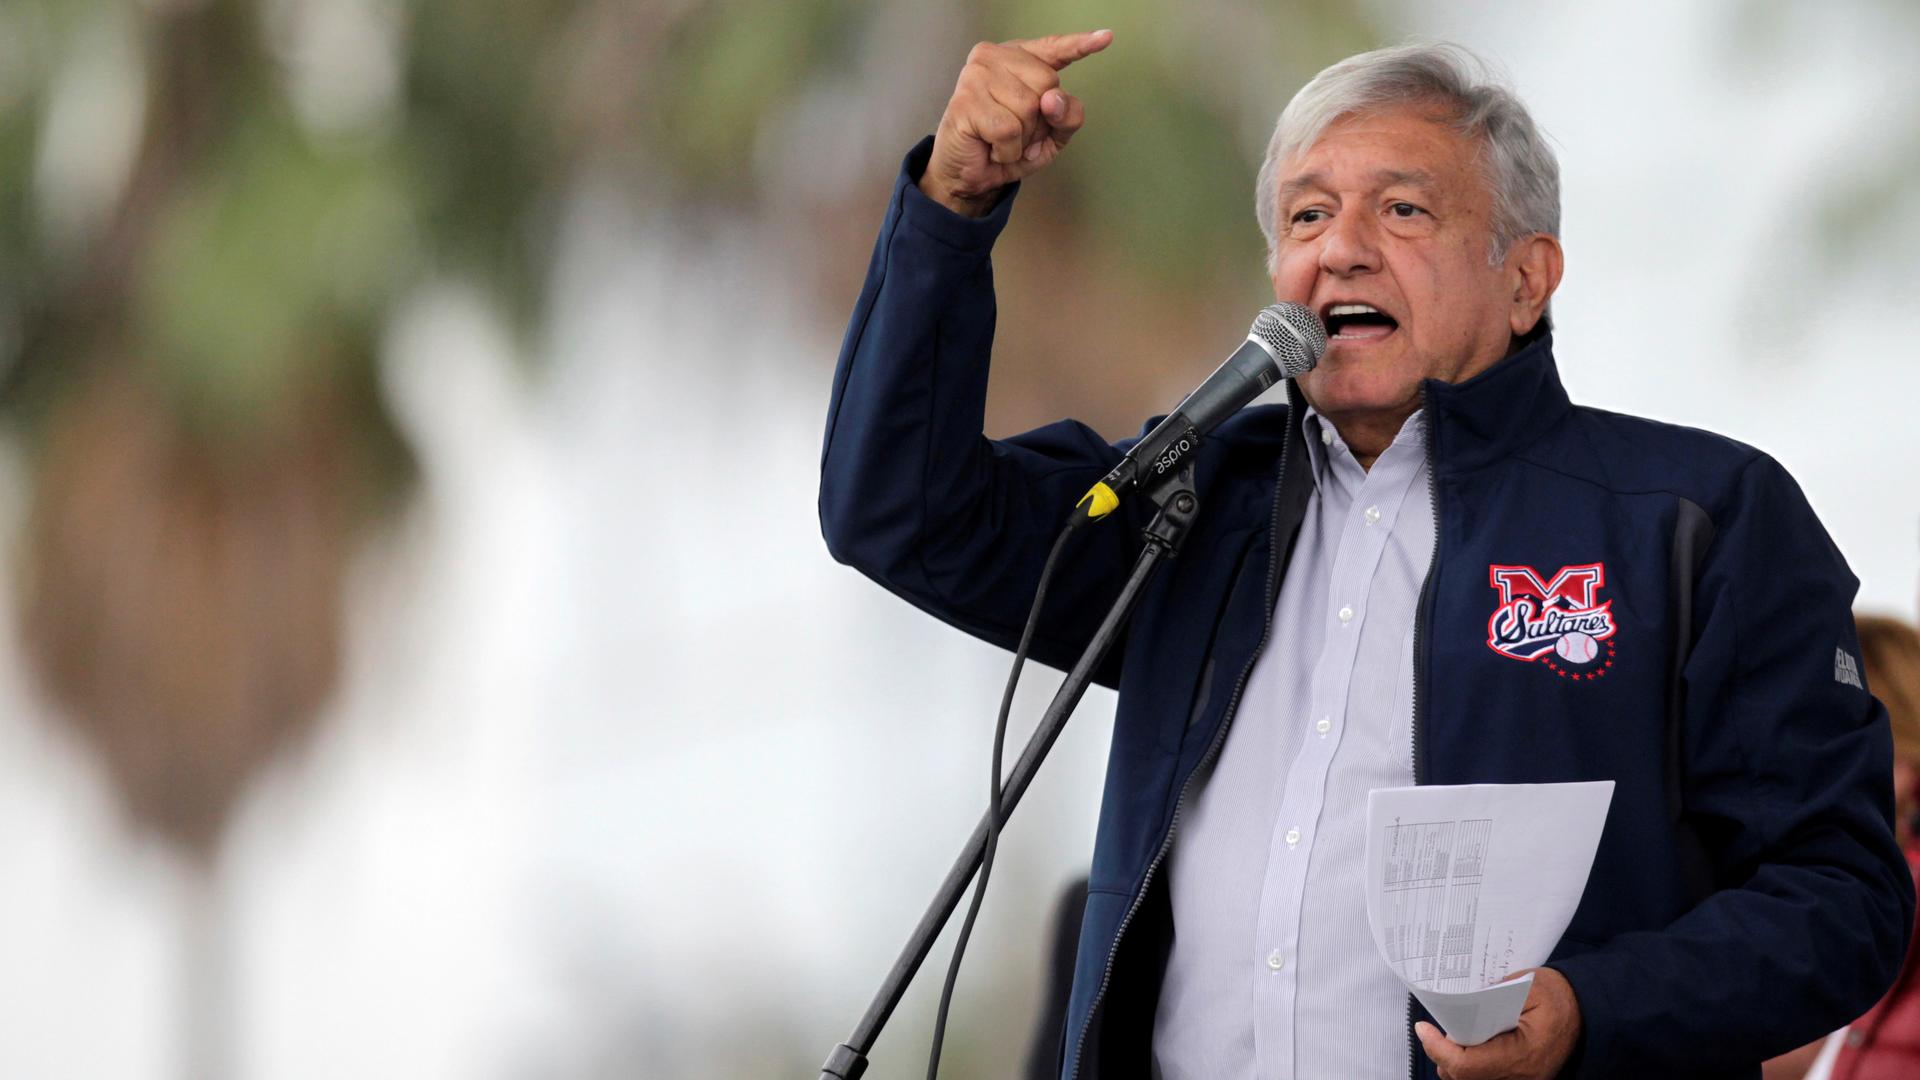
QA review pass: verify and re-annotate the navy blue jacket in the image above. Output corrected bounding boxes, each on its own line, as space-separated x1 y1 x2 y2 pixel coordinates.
819 138 1914 1079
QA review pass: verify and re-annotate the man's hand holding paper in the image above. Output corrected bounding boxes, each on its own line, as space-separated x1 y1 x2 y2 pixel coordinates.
1364 780 1613 1070
1414 966 1583 1080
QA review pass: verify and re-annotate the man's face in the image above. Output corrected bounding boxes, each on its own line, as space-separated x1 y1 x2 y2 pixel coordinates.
1269 106 1532 431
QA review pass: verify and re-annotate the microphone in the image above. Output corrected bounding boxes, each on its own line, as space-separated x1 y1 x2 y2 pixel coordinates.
1077 302 1326 521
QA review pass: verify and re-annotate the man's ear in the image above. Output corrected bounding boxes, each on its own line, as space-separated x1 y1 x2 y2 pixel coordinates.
1508 233 1564 336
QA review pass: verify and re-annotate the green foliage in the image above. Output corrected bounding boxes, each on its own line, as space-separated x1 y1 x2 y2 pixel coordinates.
0 0 1388 451
404 0 575 327
1065 52 1262 281
0 2 61 364
606 0 1380 284
648 0 863 197
977 0 1380 283
138 113 415 436
0 83 45 348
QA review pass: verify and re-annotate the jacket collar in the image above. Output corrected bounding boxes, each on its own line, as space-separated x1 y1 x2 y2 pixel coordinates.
1278 323 1570 481
1420 324 1571 475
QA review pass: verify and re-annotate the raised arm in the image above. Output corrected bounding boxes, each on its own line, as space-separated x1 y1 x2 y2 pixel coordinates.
818 31 1154 677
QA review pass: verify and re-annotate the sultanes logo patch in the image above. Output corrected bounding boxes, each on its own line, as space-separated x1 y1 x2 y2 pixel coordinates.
1486 563 1618 680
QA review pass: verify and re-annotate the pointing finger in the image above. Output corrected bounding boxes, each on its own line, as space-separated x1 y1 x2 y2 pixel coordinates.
1013 28 1113 71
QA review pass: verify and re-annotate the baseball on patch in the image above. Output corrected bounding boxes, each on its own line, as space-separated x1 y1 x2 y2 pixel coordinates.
1556 632 1599 663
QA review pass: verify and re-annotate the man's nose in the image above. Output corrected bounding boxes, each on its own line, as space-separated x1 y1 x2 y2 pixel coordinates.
1318 210 1382 277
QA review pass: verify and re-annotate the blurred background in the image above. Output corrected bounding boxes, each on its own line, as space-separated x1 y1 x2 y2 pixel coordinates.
0 0 1916 1077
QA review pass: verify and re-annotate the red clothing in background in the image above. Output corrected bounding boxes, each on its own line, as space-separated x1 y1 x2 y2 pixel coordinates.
1831 844 1920 1080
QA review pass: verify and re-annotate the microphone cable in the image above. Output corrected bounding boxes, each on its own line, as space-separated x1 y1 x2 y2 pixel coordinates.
925 514 1086 1080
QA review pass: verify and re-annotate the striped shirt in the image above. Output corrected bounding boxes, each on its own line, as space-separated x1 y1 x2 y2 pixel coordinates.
1152 407 1433 1079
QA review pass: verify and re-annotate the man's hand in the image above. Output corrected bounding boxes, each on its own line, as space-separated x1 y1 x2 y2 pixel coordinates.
919 29 1112 217
1415 967 1583 1080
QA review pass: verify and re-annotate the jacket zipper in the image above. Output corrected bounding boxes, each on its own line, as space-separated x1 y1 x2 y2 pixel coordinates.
1405 385 1441 1080
1067 417 1299 1080
1411 387 1437 792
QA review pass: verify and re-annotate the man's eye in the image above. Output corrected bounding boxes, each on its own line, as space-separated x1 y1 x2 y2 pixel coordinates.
1389 202 1424 218
1291 208 1327 224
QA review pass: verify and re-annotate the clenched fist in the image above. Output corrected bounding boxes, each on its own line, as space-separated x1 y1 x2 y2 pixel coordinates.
919 29 1112 217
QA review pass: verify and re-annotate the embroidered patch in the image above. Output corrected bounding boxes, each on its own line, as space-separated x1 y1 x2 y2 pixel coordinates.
1486 563 1618 680
1835 647 1864 689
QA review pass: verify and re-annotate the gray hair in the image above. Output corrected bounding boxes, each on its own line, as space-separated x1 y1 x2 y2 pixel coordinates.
1254 43 1560 269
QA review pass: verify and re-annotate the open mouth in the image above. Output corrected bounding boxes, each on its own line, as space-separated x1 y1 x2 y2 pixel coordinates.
1323 303 1399 342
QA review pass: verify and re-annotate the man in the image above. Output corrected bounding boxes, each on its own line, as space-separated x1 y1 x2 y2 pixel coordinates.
818 35 1913 1079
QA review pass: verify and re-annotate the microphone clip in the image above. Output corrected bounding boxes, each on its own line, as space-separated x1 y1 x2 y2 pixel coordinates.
1138 463 1202 558
1076 423 1205 526
1076 455 1203 564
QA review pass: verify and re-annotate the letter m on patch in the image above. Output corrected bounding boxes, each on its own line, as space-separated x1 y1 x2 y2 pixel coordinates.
1488 563 1607 609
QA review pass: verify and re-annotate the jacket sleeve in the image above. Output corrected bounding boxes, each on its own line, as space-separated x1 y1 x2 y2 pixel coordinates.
1548 454 1916 1074
818 137 1151 681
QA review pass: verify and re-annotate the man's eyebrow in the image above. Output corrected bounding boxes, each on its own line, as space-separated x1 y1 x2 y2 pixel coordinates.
1275 172 1331 207
1372 168 1437 191
1276 168 1440 207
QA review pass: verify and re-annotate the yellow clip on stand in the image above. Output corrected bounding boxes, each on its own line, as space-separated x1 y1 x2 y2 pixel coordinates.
1076 482 1121 522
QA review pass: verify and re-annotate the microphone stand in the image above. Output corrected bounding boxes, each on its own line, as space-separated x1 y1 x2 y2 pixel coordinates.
818 463 1203 1080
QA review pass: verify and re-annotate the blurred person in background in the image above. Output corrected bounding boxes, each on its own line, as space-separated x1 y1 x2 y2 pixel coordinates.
819 33 1912 1079
1767 613 1920 1080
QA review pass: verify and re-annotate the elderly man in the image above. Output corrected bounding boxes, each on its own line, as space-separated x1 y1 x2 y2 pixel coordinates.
818 35 1913 1080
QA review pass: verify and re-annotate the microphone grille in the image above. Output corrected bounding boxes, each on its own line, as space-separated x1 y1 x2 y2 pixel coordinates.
1251 302 1327 378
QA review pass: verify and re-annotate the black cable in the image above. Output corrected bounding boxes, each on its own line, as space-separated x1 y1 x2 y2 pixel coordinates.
925 516 1085 1080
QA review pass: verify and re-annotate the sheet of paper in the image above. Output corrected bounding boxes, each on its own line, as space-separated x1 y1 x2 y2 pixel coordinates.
1365 781 1613 1046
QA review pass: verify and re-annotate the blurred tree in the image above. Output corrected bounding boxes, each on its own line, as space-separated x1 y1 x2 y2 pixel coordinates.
0 0 560 858
0 0 1379 855
0 1 1377 1075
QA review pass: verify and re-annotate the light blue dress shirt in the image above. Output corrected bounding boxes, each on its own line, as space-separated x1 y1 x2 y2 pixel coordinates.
1152 407 1435 1079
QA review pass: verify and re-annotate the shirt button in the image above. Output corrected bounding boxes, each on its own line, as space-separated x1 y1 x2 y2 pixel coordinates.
1285 827 1302 848
1338 605 1355 625
1320 425 1334 446
1315 717 1332 735
1846 1029 1865 1048
1267 949 1285 971
1364 505 1381 525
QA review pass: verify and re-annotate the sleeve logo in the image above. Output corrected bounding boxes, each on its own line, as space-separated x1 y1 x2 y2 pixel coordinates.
1487 563 1618 680
1834 647 1864 689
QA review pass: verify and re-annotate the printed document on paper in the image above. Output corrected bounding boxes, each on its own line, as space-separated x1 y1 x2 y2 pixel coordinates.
1364 781 1613 1046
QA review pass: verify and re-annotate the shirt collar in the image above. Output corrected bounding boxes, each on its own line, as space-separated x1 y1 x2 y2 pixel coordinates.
1302 405 1428 493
